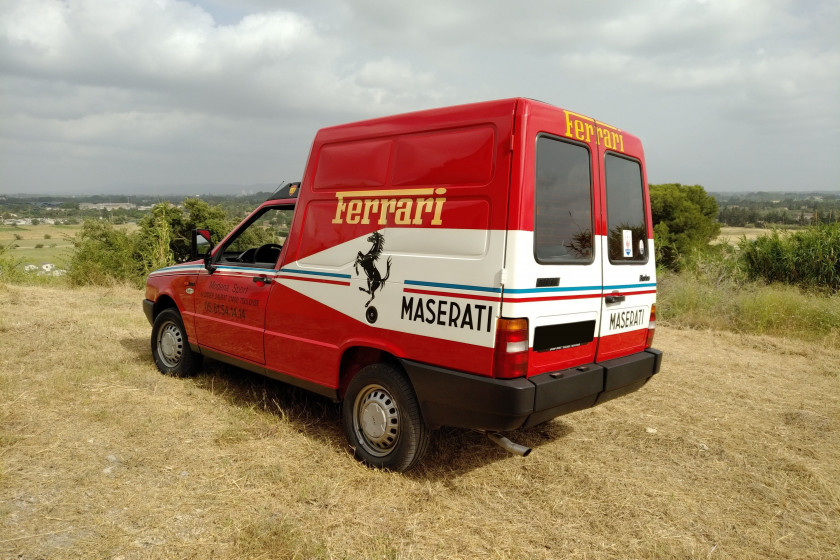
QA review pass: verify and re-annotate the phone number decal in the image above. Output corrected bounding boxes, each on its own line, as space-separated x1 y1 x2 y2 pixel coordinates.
203 301 246 320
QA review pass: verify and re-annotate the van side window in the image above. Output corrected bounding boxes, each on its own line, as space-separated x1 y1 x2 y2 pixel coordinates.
605 154 647 263
534 136 593 264
218 206 295 267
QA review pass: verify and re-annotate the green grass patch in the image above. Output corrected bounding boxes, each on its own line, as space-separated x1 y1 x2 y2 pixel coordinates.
14 245 73 267
0 224 81 280
658 269 840 343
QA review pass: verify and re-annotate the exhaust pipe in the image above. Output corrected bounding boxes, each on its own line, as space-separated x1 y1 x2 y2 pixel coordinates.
486 432 531 457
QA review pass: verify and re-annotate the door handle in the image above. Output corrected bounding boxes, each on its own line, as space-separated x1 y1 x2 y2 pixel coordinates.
605 293 625 304
252 275 271 286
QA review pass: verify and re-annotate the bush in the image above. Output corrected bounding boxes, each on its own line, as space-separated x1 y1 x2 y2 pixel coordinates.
740 223 840 291
67 199 234 288
0 243 25 282
67 221 139 287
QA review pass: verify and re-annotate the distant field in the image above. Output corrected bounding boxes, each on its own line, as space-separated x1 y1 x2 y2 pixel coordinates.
0 222 136 269
0 224 80 267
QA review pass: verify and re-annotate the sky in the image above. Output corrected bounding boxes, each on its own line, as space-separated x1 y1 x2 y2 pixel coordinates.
1 0 838 195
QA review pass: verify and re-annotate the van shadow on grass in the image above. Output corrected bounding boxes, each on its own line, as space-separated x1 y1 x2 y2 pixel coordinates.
412 421 574 479
119 337 575 477
190 360 575 478
120 335 151 362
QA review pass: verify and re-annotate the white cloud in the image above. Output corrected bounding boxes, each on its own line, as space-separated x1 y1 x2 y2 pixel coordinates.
0 0 838 193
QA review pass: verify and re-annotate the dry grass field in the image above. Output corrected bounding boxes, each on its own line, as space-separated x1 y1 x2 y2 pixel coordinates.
1 283 838 559
715 226 801 244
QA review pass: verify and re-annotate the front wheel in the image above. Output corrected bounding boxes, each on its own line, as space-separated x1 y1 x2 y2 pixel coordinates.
151 308 202 377
342 363 430 471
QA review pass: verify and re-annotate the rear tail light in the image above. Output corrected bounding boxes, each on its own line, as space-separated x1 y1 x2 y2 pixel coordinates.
493 318 529 378
645 304 656 348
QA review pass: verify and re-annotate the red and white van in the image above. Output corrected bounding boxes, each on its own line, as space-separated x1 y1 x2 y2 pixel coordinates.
143 98 662 470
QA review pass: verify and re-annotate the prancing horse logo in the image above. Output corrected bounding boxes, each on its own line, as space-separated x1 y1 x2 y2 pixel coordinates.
355 231 392 308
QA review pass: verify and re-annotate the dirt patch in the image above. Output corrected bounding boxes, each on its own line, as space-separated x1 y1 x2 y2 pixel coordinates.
1 284 838 559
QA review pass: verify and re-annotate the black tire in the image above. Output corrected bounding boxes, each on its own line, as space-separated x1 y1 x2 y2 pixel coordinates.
342 363 430 471
151 308 202 377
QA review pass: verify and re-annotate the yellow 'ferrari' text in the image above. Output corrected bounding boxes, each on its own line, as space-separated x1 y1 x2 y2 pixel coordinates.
332 188 447 226
564 111 625 152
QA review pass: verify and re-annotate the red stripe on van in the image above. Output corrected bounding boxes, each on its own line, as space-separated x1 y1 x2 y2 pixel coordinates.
277 275 351 287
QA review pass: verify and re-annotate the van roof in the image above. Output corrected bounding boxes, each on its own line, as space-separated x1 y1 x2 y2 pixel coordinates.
312 98 632 146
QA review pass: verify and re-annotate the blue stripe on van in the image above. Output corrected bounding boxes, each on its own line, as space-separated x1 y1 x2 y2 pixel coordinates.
603 283 657 290
404 279 502 294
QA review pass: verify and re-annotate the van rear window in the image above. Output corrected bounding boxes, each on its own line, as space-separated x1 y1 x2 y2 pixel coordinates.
605 154 647 263
534 136 593 264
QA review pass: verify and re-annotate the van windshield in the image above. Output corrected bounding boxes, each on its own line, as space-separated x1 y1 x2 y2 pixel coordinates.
605 154 647 263
534 136 593 264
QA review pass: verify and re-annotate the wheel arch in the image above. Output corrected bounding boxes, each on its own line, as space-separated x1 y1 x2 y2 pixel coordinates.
337 345 403 401
152 294 178 320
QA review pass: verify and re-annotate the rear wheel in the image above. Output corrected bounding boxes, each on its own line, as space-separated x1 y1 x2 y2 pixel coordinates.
151 308 202 376
342 363 430 471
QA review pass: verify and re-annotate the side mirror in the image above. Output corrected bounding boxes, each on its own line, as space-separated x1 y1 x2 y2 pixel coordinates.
191 229 214 266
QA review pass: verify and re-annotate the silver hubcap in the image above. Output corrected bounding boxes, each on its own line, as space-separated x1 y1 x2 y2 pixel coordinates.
353 384 400 457
157 322 183 368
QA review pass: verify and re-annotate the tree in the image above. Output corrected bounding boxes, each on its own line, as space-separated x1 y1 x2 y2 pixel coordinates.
136 198 232 265
135 202 181 274
650 183 720 270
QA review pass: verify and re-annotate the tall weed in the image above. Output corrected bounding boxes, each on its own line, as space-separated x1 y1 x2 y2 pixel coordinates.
740 223 840 291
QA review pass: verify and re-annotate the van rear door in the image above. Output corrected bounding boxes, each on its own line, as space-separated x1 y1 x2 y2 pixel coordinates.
594 125 656 361
503 102 604 376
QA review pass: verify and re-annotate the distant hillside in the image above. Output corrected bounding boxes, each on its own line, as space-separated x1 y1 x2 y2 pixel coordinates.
711 191 839 226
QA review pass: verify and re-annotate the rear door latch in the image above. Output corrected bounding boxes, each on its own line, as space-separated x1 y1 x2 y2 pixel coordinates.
605 292 625 304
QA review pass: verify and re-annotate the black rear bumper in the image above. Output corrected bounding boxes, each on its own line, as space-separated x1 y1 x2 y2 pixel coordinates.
403 348 662 431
